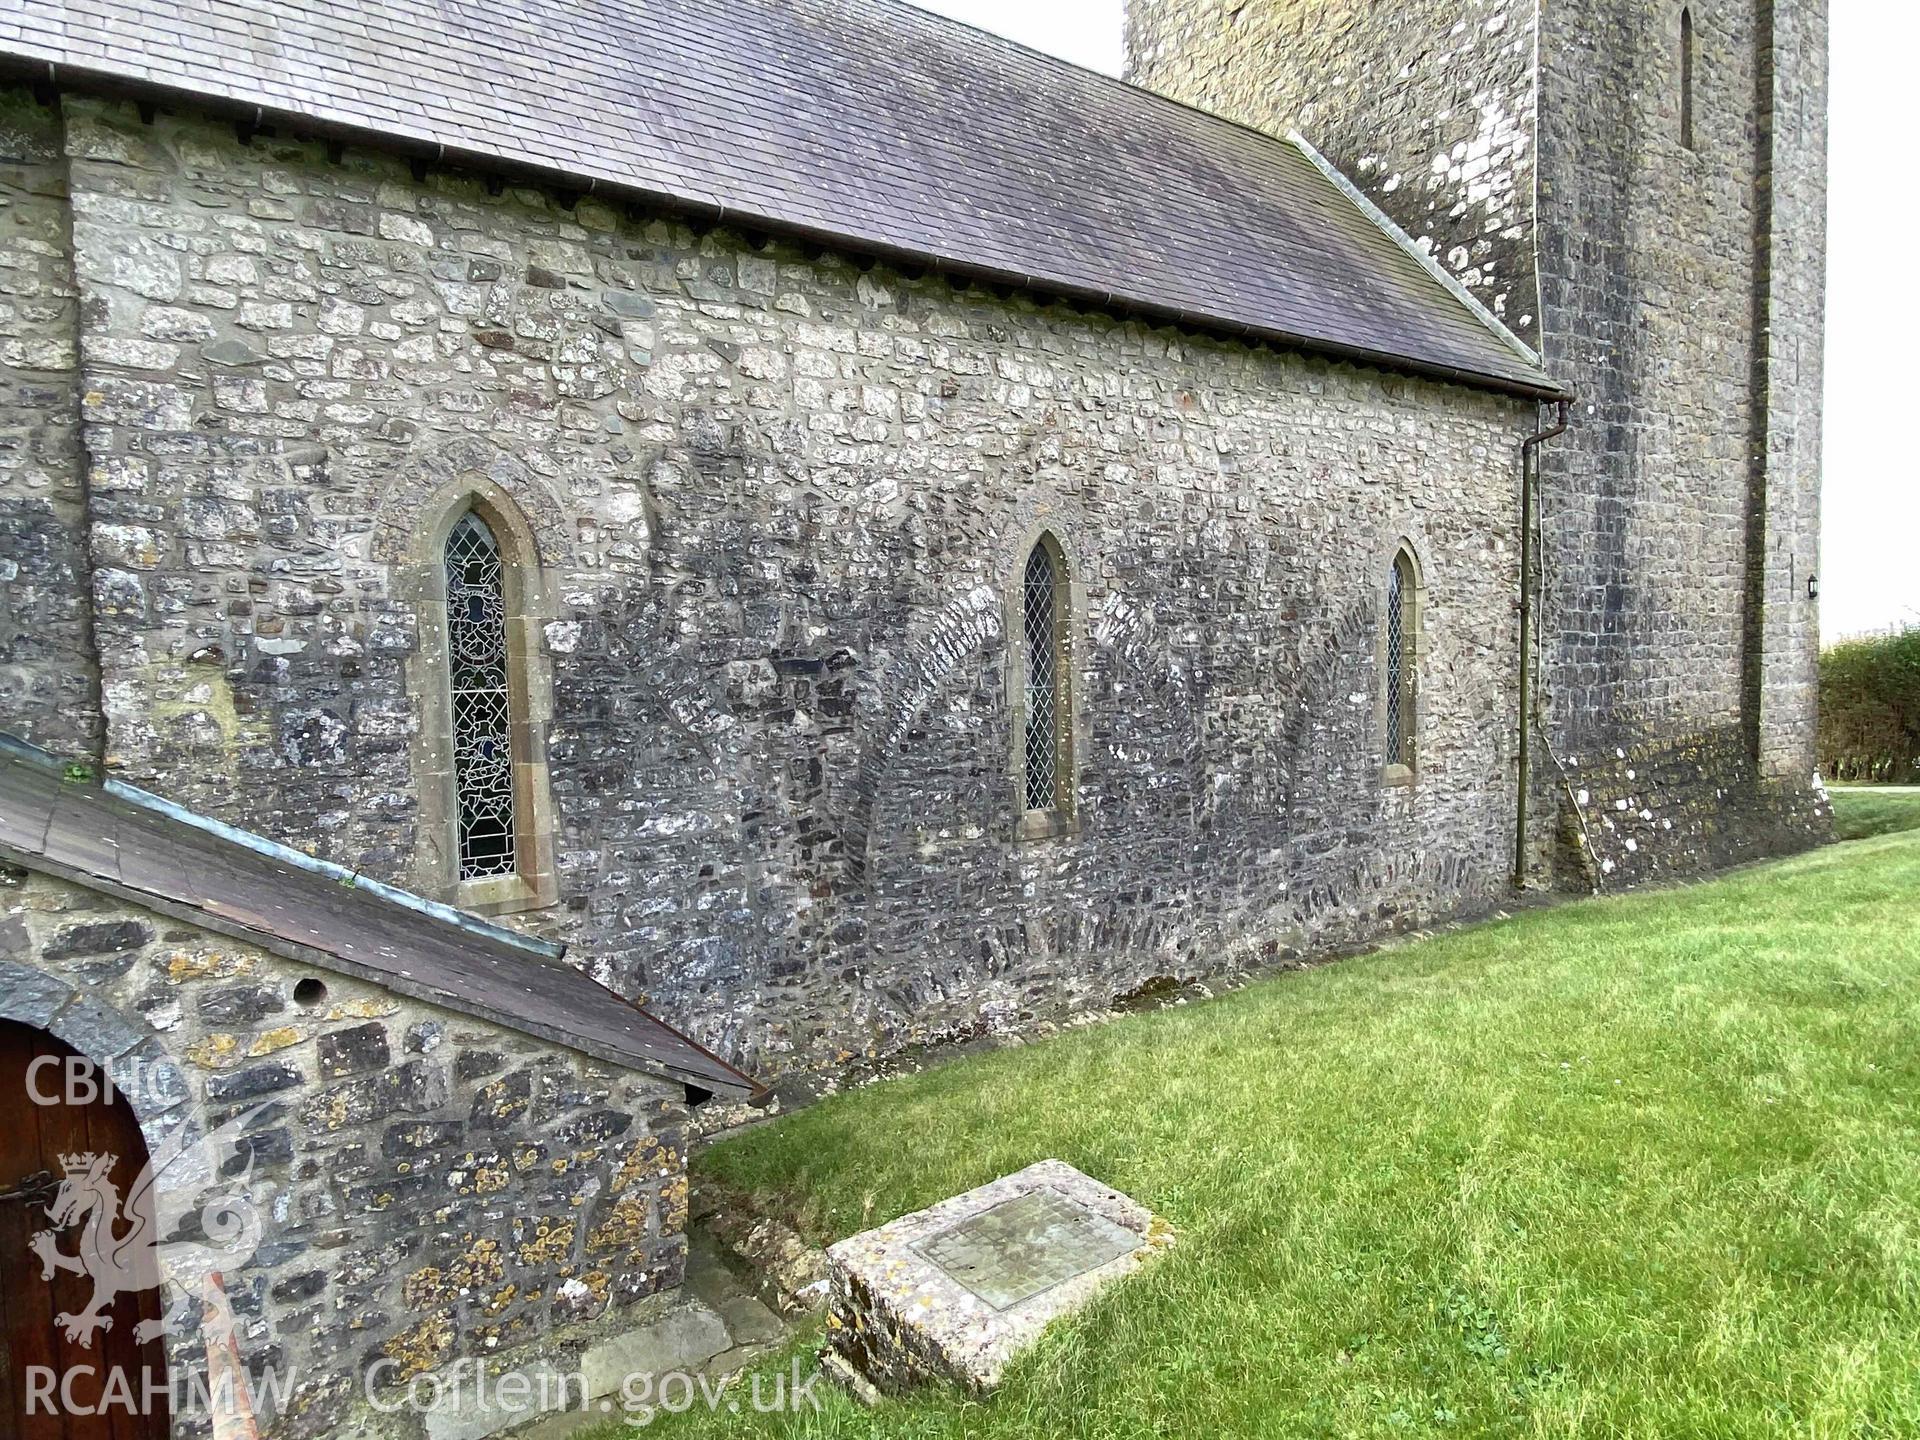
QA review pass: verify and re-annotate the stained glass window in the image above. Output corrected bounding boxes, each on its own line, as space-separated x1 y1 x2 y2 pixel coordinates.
1386 549 1417 770
445 511 516 879
1024 539 1063 812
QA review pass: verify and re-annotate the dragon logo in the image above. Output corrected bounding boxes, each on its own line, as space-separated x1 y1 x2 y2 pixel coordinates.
26 1106 268 1351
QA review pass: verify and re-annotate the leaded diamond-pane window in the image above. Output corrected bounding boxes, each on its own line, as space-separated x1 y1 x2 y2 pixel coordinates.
1023 541 1062 812
1386 550 1417 770
446 511 516 880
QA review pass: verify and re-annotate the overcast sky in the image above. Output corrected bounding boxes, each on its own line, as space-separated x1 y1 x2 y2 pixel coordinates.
913 0 1911 643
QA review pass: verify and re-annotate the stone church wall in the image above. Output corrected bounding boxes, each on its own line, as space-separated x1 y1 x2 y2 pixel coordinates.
1751 0 1827 786
1536 0 1756 748
0 88 97 755
1533 0 1828 880
1126 0 1830 888
1 864 692 1439
1125 0 1543 346
2 91 1537 1077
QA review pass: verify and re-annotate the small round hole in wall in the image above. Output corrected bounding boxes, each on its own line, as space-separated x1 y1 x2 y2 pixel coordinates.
293 977 329 1009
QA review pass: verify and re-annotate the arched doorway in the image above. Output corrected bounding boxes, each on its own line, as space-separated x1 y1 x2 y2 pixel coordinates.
0 1019 169 1438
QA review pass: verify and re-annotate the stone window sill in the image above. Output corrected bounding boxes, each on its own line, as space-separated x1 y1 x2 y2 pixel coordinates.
450 872 556 918
1015 808 1077 844
1381 763 1418 790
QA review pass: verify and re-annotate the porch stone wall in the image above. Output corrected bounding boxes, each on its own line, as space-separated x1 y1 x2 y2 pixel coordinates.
0 864 687 1439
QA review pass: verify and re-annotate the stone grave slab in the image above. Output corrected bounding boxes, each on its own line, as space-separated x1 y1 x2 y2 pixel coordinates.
822 1160 1173 1395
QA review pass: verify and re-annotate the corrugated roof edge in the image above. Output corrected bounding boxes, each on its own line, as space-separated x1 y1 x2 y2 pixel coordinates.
0 55 1572 402
1287 132 1552 379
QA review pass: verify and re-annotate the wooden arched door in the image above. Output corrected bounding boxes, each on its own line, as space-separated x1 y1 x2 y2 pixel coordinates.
0 1020 169 1439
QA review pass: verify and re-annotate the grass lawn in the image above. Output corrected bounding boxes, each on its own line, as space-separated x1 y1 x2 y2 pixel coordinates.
1827 785 1920 843
615 820 1920 1439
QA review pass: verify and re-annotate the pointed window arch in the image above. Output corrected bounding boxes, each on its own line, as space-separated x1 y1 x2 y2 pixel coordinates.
1016 531 1075 832
1384 545 1421 777
1680 7 1696 150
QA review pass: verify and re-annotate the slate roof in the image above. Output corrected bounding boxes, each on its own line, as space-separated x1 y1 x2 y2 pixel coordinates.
0 0 1561 398
0 736 759 1100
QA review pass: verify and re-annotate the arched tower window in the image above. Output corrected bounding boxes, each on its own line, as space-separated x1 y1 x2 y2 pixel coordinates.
1019 532 1074 827
445 510 517 879
1680 7 1696 150
1385 546 1421 777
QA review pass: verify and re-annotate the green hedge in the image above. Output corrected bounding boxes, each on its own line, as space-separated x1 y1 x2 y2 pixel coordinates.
1820 627 1920 783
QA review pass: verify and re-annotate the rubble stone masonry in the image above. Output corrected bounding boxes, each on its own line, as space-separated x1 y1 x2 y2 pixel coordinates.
1 89 1539 1077
1127 0 1830 886
0 865 688 1439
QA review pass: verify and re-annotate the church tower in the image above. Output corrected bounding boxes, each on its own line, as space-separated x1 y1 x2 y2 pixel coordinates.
1128 0 1830 885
